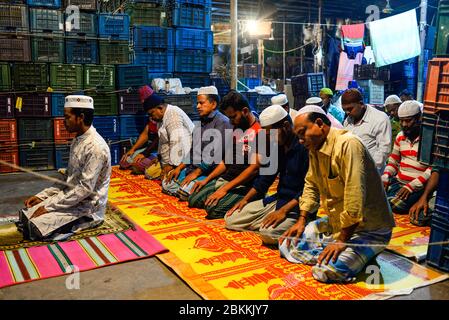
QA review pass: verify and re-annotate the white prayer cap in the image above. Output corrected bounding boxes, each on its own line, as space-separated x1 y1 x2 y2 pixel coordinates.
306 97 323 105
64 95 94 109
271 94 288 106
398 100 422 118
198 86 218 96
259 105 288 127
297 105 328 117
384 95 402 106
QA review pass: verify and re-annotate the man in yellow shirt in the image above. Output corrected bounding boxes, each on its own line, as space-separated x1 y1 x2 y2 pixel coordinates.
279 110 395 283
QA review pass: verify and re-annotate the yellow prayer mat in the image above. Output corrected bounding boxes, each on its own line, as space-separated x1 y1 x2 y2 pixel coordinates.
109 168 448 300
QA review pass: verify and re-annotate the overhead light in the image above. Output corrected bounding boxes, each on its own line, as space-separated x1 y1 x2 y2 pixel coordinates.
383 0 394 14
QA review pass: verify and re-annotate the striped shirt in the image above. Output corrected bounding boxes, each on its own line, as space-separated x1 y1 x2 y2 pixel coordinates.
381 132 431 192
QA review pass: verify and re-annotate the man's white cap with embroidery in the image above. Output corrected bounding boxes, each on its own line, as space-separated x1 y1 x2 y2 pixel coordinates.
259 105 288 127
64 95 94 109
398 100 422 118
271 94 288 106
384 95 402 106
297 105 328 117
306 97 323 105
198 86 218 96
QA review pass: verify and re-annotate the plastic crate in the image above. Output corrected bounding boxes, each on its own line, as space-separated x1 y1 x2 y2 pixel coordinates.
49 63 83 91
84 64 115 90
0 4 28 33
19 144 55 171
27 0 61 8
237 78 262 91
291 73 325 97
119 115 148 138
426 212 449 272
435 1 449 57
174 0 211 6
0 35 30 62
0 96 14 118
210 76 230 96
171 4 211 30
118 92 146 115
423 58 449 114
11 63 48 90
0 63 12 91
174 28 213 50
98 13 130 40
86 92 118 116
125 2 166 27
51 93 65 116
65 39 98 64
31 35 65 63
134 48 174 73
257 94 278 113
174 72 210 89
174 50 212 73
117 65 149 89
110 143 120 166
30 8 64 34
0 147 19 173
436 171 449 199
55 143 70 169
354 64 390 81
14 93 51 118
92 116 120 141
65 12 97 37
0 119 17 142
18 118 53 141
99 40 131 65
133 26 174 49
160 93 198 120
238 64 262 79
241 91 257 111
63 0 97 11
53 117 76 143
358 80 385 105
418 112 449 170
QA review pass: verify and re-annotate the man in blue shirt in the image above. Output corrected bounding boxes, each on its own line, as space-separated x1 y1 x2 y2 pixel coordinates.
225 104 310 245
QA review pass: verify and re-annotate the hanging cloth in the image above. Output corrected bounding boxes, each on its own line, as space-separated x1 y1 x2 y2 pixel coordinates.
368 9 421 67
335 52 363 91
341 23 365 59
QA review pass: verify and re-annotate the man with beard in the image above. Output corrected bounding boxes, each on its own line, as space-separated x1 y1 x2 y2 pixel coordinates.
188 90 262 219
382 101 432 226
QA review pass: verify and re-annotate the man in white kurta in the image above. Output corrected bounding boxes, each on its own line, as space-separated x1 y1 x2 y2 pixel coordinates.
19 95 111 241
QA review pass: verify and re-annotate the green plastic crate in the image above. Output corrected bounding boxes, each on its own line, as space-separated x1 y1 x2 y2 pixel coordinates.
0 63 11 91
125 2 166 26
435 1 449 56
31 36 65 63
86 91 118 115
50 63 83 92
84 64 115 90
12 63 48 90
99 40 130 65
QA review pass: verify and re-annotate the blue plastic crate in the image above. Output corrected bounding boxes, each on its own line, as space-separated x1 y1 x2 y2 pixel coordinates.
65 12 98 37
119 115 148 138
93 116 120 141
238 78 262 91
210 76 230 96
174 28 213 50
242 92 258 111
134 48 174 73
160 93 199 120
19 144 55 171
55 144 70 169
437 171 449 198
133 26 174 49
117 65 149 89
174 72 210 89
99 14 130 40
27 0 61 8
109 143 120 166
257 94 278 112
51 93 65 116
426 213 449 272
119 92 146 115
174 50 212 73
171 4 211 29
175 0 212 6
66 39 98 64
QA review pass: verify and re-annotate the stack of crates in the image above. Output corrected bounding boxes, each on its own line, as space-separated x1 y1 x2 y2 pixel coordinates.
357 80 385 106
98 13 131 64
291 73 326 109
0 2 30 62
237 64 262 91
171 0 213 84
435 0 449 57
0 118 19 173
29 1 65 63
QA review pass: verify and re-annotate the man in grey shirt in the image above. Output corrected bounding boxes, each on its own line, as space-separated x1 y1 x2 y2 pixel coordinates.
342 89 392 173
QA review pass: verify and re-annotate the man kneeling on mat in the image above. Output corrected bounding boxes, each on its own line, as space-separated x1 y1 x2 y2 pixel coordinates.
18 95 111 241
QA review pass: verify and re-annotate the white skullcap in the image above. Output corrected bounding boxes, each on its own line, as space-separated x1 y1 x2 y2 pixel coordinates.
384 95 402 106
259 105 288 127
198 86 218 96
271 94 288 106
297 105 327 117
64 95 94 109
398 100 422 118
306 97 323 105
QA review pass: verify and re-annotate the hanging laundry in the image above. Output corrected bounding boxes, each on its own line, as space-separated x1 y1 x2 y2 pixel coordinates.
369 9 421 68
341 23 365 59
335 51 363 91
363 46 376 65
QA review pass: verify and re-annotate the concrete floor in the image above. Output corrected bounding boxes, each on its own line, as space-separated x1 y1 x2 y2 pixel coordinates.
0 171 448 300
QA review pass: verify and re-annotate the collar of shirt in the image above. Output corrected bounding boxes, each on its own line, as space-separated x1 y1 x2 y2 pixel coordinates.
201 110 218 124
349 105 371 126
318 128 348 157
403 133 420 146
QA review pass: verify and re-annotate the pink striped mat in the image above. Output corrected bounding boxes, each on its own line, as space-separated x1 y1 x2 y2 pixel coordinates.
0 224 167 288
